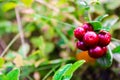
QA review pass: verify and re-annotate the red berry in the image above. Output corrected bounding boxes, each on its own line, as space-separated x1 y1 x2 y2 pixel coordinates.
74 27 85 40
83 31 99 46
88 46 104 58
98 30 111 46
82 23 94 31
102 46 107 55
76 41 88 51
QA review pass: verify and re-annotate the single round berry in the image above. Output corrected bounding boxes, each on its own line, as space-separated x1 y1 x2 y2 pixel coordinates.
88 46 104 58
82 23 94 31
102 46 107 55
74 27 85 40
98 30 111 46
76 41 88 51
83 31 99 46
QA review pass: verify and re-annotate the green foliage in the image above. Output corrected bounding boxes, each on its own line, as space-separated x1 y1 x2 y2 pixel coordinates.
0 58 4 68
18 43 30 58
89 21 102 31
62 60 85 80
53 60 85 80
53 64 72 80
21 0 33 7
97 46 113 67
95 14 108 21
7 69 20 80
2 2 17 12
112 46 120 53
0 68 20 80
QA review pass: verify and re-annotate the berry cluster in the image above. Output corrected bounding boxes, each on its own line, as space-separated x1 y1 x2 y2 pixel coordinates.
74 23 111 58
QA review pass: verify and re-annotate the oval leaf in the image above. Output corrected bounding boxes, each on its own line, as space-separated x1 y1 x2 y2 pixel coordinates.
2 2 17 12
7 68 20 80
112 46 120 53
89 21 102 31
95 14 108 21
97 46 113 67
53 64 72 80
21 0 33 7
0 58 4 68
103 16 118 28
62 60 85 80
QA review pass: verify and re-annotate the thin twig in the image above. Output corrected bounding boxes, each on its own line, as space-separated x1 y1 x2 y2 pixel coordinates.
112 38 120 43
0 34 20 57
15 7 25 45
35 14 76 28
42 64 60 80
35 0 83 26
27 76 34 80
88 11 92 21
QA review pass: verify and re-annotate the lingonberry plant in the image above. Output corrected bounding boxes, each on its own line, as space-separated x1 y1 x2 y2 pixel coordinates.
74 23 111 58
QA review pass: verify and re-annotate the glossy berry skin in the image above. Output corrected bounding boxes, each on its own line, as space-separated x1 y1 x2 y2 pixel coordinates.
88 46 105 58
98 30 111 46
83 31 99 46
74 27 85 40
102 46 107 55
82 23 94 31
76 41 88 51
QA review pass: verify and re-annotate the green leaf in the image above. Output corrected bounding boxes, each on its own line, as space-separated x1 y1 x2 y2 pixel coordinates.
89 21 102 31
21 0 33 7
31 36 45 50
95 14 108 21
53 64 72 80
31 36 46 57
0 74 8 80
2 2 17 12
112 46 120 53
0 58 4 68
18 43 30 58
20 66 35 79
61 6 75 12
45 42 55 54
7 68 20 80
79 1 90 10
97 46 113 67
103 16 118 28
113 54 120 63
62 60 85 80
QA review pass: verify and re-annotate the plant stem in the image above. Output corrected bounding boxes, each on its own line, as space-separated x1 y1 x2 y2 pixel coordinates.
35 14 76 28
0 34 20 57
27 76 34 80
88 11 92 21
112 38 120 43
35 0 82 26
42 65 60 80
15 7 25 45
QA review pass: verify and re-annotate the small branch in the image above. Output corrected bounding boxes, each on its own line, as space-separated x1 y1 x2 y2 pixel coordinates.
35 0 82 26
35 0 59 13
88 11 92 21
0 34 20 57
42 64 60 80
15 7 25 45
112 38 120 43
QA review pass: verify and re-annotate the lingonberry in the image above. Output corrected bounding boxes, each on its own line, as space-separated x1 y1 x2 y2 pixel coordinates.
98 30 111 46
74 27 85 40
82 23 94 31
102 46 107 55
76 40 88 51
88 46 104 58
83 31 99 46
